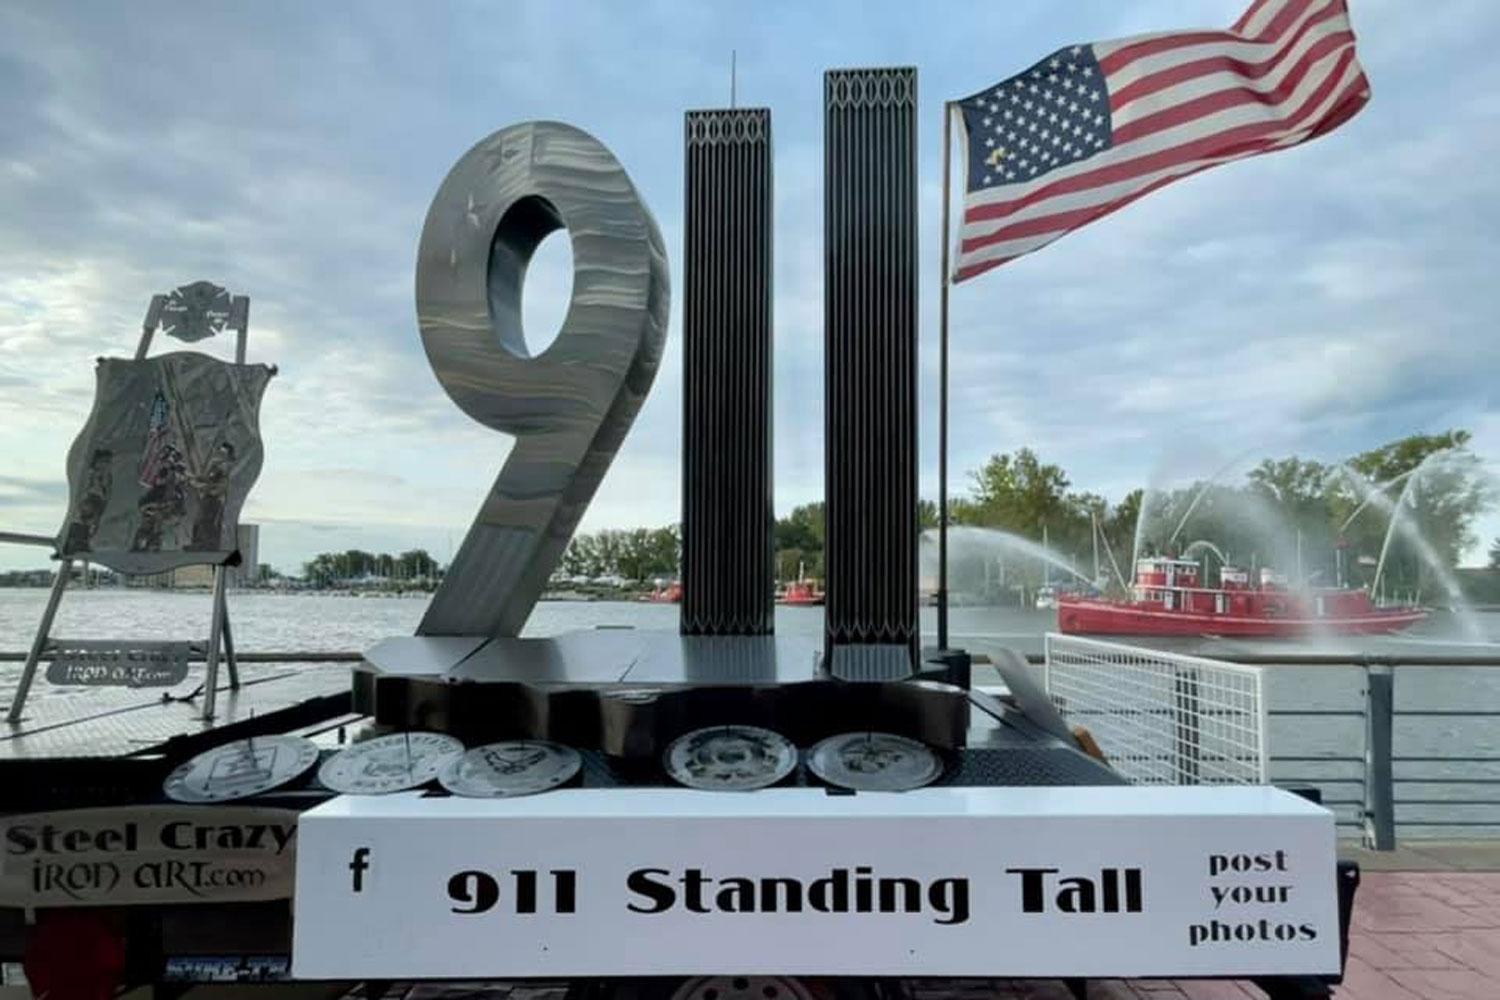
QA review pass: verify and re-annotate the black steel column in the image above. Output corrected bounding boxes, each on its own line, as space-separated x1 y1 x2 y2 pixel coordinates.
824 67 919 673
681 108 775 636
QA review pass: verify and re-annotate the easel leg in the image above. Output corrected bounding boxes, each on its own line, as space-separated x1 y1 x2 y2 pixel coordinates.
7 559 70 725
220 583 240 689
201 564 228 721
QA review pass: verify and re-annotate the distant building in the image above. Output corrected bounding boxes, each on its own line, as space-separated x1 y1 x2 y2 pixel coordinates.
0 568 59 588
235 523 260 586
165 523 262 589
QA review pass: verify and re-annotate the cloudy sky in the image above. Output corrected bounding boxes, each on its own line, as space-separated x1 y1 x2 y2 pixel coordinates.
1 0 1498 573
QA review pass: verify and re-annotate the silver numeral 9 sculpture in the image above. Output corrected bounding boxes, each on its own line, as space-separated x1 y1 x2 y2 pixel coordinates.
414 122 670 637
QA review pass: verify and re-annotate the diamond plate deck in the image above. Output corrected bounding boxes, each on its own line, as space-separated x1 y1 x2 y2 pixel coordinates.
0 663 351 759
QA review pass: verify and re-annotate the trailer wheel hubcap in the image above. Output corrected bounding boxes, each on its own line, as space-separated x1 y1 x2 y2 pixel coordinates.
670 977 814 1000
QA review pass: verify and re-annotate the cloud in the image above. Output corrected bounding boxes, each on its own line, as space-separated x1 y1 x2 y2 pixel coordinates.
0 474 66 510
2 0 1498 572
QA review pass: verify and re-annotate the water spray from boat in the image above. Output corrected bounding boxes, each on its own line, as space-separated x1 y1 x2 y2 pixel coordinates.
922 526 1095 607
936 442 1497 639
1181 539 1228 564
1327 452 1487 641
1100 446 1496 638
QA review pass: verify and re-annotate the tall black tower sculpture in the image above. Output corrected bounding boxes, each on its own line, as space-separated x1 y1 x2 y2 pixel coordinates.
824 67 919 673
681 108 775 636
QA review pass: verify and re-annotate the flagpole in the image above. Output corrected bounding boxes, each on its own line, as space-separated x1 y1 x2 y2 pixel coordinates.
937 99 954 652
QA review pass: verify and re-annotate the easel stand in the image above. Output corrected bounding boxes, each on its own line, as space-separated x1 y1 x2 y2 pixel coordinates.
8 282 261 726
5 558 72 724
6 562 241 724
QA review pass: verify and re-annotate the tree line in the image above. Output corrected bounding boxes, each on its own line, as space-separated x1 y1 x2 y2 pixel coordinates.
943 430 1492 601
302 549 441 587
558 526 681 583
768 430 1494 599
558 506 929 586
294 430 1494 600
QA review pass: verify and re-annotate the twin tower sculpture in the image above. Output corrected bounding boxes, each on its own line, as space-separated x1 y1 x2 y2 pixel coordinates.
414 68 922 671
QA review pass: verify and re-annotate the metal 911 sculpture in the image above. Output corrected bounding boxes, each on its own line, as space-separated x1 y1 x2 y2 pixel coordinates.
413 121 670 639
354 105 972 756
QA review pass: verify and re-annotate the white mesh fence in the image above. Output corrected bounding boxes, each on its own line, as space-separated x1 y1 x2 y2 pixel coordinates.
1043 633 1268 785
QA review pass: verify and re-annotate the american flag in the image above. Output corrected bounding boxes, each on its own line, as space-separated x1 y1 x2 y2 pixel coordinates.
952 0 1370 282
138 390 171 487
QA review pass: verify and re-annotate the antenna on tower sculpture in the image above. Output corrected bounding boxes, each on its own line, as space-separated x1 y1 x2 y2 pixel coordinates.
730 50 737 108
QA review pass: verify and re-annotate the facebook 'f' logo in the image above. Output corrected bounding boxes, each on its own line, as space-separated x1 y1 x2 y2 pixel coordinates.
349 847 372 892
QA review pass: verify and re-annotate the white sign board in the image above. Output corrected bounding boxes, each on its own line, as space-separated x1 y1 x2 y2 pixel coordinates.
293 786 1339 979
1 806 298 907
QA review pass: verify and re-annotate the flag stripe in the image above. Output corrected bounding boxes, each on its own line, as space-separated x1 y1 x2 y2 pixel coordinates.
1233 0 1283 33
964 100 1247 217
960 116 1329 261
954 160 1228 281
963 42 1361 229
1111 32 1354 145
960 160 1212 242
962 11 1350 218
961 146 1274 250
1096 0 1314 73
1102 0 1323 91
957 70 1369 275
963 58 1367 255
1095 31 1231 70
1111 17 1350 130
1110 0 1345 115
958 57 1367 261
954 69 1369 281
953 0 1366 281
1305 70 1370 139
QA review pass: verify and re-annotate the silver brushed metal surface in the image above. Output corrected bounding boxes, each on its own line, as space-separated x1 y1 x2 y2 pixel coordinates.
415 121 670 638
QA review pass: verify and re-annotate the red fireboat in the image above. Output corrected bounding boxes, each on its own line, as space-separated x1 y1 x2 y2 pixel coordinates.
1057 556 1426 637
647 581 683 603
777 579 825 606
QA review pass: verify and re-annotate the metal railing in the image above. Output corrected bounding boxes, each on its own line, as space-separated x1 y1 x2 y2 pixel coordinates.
0 531 53 548
1026 647 1500 850
1247 655 1500 851
1042 634 1269 785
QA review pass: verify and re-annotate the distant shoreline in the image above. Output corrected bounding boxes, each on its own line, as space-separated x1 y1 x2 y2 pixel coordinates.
0 586 651 602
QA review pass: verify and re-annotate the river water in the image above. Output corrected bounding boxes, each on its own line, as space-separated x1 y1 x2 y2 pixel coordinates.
2 588 1497 836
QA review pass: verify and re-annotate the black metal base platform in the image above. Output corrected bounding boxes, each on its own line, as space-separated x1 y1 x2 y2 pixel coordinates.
354 632 976 759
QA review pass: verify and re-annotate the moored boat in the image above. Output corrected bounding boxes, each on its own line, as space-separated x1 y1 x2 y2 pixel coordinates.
1058 557 1426 637
647 581 683 603
778 579 825 606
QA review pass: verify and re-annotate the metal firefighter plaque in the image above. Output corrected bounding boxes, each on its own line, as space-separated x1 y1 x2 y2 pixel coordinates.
56 353 274 575
158 281 235 344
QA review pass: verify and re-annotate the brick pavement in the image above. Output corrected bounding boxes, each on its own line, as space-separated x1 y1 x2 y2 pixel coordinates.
1335 870 1500 1000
